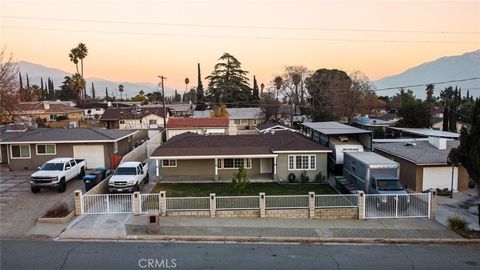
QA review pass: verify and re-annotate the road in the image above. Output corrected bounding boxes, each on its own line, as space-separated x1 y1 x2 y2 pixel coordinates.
1 239 479 270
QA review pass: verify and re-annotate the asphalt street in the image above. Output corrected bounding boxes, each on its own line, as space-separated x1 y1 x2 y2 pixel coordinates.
1 239 480 270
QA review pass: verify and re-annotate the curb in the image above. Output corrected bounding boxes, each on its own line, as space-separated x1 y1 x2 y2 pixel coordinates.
57 234 480 245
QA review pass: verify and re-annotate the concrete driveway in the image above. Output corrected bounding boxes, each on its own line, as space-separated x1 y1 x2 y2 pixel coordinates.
436 189 479 231
0 170 85 238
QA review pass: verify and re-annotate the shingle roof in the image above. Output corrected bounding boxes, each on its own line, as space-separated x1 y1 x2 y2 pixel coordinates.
100 108 168 120
374 140 460 165
302 122 372 135
167 117 229 128
15 102 83 114
0 128 136 143
193 107 264 120
151 131 330 157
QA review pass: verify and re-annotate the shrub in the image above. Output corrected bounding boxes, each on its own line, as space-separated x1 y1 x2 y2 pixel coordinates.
315 172 327 183
56 115 69 121
447 215 470 237
300 171 310 183
231 167 250 194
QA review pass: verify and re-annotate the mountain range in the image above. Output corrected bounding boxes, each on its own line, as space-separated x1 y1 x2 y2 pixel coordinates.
374 49 480 98
17 49 480 99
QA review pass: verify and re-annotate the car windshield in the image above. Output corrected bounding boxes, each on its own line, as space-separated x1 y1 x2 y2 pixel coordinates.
41 163 64 171
376 179 404 191
114 167 137 175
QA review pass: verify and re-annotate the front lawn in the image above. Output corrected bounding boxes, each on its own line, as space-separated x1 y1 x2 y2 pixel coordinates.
150 182 337 197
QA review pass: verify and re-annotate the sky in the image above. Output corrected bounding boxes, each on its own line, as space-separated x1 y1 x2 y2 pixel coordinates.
1 0 479 91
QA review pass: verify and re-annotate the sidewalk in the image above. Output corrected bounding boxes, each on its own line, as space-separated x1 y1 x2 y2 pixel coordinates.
436 189 479 231
61 214 462 241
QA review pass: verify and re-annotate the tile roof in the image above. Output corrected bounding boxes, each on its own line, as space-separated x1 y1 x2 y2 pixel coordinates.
151 131 330 157
374 140 460 165
167 117 229 128
100 108 168 120
15 102 83 114
0 128 136 143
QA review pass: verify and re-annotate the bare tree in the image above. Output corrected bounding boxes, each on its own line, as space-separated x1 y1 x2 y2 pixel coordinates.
0 49 19 124
281 65 311 106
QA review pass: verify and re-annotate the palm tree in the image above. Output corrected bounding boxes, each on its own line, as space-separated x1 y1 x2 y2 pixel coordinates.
118 84 124 100
68 73 86 104
139 90 145 96
184 77 189 103
76 43 88 77
292 73 302 106
273 76 283 101
69 48 79 74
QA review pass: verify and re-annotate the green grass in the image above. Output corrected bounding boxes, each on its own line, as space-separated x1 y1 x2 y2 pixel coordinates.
150 182 337 197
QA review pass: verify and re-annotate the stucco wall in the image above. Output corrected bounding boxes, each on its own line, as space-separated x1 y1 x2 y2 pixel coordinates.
276 153 328 182
167 128 228 140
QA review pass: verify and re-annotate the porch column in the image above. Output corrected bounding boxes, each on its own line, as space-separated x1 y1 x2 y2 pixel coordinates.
155 159 160 177
214 158 219 182
273 156 277 179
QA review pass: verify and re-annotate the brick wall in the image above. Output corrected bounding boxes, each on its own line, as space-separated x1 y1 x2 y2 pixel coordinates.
265 209 309 219
166 211 210 217
216 210 260 218
313 208 358 219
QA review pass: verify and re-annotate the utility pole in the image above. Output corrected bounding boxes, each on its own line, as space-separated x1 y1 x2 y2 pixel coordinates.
158 75 167 129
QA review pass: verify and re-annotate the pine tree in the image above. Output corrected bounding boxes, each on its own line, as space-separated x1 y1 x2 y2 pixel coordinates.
252 75 260 104
105 87 109 98
91 82 96 100
196 63 206 110
26 73 30 89
19 72 23 91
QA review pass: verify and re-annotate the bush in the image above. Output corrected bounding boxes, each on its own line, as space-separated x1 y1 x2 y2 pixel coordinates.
56 115 69 121
300 171 309 183
315 172 327 183
447 215 470 237
231 167 250 194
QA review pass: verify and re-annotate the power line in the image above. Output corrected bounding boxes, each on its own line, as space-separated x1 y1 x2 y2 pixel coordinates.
3 25 479 44
4 15 479 35
372 77 480 92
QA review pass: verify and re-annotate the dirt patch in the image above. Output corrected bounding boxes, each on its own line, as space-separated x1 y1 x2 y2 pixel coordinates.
43 203 71 218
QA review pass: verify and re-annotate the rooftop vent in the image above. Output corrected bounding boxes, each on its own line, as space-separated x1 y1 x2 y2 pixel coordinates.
405 142 416 147
5 123 27 133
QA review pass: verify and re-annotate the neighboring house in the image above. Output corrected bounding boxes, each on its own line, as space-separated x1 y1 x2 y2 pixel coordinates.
374 137 469 192
100 107 170 130
143 103 195 117
300 122 373 151
386 127 459 139
13 101 84 127
151 131 331 182
353 115 397 131
78 102 131 120
166 117 232 140
0 125 137 170
194 107 265 131
431 117 465 132
256 122 297 134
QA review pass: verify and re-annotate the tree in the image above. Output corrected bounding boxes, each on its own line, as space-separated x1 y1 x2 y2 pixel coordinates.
69 48 80 74
76 43 88 78
231 167 250 194
251 75 260 103
184 88 197 103
273 76 283 101
68 73 86 103
196 63 206 110
210 103 229 117
184 77 189 102
305 69 352 121
118 84 124 100
105 87 109 98
341 71 381 123
280 66 310 107
206 53 250 107
449 99 480 212
18 72 23 92
441 86 461 132
91 82 96 100
260 91 281 121
57 76 76 101
395 91 430 128
426 84 434 113
0 49 19 124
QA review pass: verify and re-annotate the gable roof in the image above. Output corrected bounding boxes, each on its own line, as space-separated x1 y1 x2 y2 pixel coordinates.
167 117 229 128
100 108 168 121
374 140 460 165
302 121 372 135
151 131 330 158
0 128 136 144
15 102 83 114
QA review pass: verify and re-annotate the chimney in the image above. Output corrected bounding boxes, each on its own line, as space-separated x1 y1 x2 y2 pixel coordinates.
428 136 447 150
43 102 50 110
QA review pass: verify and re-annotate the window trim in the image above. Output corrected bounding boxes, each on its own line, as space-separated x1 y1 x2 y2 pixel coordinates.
218 158 252 169
288 155 316 171
36 144 56 155
162 160 177 167
10 144 31 159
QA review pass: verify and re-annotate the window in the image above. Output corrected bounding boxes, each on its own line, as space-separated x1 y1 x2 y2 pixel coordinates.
10 145 31 159
119 120 125 124
36 144 56 155
234 120 240 124
241 119 248 124
162 160 177 167
220 158 251 169
49 114 57 121
114 142 118 153
149 119 157 125
288 155 316 170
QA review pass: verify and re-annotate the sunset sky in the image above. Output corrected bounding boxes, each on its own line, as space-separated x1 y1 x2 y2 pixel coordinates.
1 0 479 91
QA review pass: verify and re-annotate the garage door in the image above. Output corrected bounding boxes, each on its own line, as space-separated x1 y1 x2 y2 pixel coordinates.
73 145 105 169
422 167 458 191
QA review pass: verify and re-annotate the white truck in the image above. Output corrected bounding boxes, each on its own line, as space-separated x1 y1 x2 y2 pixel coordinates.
108 161 149 193
30 158 87 193
328 136 364 172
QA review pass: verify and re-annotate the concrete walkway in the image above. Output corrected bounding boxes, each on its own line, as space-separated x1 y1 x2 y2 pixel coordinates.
436 190 479 231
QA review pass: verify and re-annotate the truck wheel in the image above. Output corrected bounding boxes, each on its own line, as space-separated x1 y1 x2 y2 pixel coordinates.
78 168 85 179
58 178 67 193
31 187 40 193
145 173 149 184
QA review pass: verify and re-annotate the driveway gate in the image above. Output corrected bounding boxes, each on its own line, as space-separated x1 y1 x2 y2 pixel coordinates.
364 193 431 219
83 194 133 214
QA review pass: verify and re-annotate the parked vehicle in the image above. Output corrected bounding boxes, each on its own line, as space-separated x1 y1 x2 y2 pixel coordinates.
343 152 406 194
328 136 364 172
83 167 113 192
30 158 87 193
108 162 149 193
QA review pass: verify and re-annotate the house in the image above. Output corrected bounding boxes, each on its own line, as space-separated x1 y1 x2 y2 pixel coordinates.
194 107 265 131
77 102 131 120
166 117 233 139
12 101 84 127
100 107 170 130
353 115 397 131
143 103 195 117
256 121 297 134
386 127 459 139
431 117 465 133
0 125 137 170
374 137 469 192
151 131 331 182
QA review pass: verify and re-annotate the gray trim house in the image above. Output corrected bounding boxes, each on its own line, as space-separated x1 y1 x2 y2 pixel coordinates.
1 127 137 170
194 108 265 131
151 131 331 182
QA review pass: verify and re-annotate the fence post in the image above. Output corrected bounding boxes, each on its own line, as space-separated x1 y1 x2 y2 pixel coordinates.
429 191 437 220
358 191 365 220
74 190 83 216
159 191 166 216
132 192 141 215
209 193 216 217
308 192 315 219
259 193 266 218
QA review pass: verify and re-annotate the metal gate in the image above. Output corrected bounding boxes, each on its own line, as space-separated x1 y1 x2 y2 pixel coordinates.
83 194 133 214
364 193 431 219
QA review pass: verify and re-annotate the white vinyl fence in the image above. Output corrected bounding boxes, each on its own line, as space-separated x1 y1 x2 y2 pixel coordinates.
364 193 431 219
315 194 358 208
265 195 309 209
166 197 210 211
216 196 259 210
83 194 133 214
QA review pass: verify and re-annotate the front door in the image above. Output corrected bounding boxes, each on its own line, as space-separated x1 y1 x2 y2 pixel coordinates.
260 158 273 174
